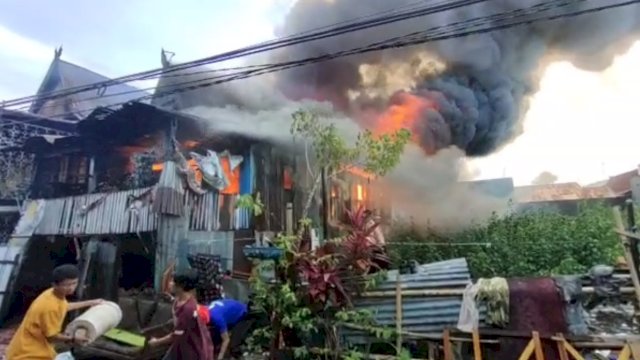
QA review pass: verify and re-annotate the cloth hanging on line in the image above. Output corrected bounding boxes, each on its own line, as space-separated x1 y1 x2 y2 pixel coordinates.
457 282 481 332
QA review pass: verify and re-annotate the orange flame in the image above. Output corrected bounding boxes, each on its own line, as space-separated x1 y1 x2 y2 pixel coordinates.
356 184 364 201
374 92 436 140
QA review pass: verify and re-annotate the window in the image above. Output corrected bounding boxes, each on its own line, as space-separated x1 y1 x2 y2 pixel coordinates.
57 154 88 184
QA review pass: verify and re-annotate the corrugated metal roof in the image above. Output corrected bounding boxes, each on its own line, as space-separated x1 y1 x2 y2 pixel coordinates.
606 169 640 195
514 182 616 203
344 258 484 344
30 58 149 120
459 178 514 198
0 109 76 132
0 109 75 151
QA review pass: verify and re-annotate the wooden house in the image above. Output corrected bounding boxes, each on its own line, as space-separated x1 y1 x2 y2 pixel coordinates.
1 50 379 319
4 101 373 317
0 109 75 243
0 46 145 244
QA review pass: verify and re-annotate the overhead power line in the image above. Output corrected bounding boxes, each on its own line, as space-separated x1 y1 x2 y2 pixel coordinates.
4 0 639 123
1 0 486 109
10 0 580 118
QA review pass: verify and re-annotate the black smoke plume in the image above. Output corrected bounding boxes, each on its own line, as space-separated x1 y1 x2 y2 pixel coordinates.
272 0 640 156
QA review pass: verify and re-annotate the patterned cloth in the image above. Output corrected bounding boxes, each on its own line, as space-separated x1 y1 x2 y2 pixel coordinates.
476 277 509 327
491 278 567 360
187 254 224 304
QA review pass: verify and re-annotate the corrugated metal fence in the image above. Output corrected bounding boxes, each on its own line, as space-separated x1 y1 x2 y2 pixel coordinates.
186 192 251 231
344 258 485 344
34 187 157 235
30 186 253 236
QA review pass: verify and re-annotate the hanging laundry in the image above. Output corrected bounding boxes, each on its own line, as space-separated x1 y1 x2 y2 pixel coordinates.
457 282 481 332
476 277 509 328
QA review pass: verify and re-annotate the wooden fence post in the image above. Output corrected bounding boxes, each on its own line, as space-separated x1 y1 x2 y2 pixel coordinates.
472 329 482 360
443 329 453 360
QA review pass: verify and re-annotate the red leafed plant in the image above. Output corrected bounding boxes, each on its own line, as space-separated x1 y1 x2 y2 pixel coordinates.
297 252 350 307
295 205 389 308
341 205 389 275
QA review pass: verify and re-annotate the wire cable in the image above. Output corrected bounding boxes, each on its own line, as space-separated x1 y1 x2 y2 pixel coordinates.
4 0 639 122
10 0 578 117
1 0 486 109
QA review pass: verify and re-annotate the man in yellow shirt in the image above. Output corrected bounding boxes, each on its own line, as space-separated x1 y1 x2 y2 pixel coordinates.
5 264 103 360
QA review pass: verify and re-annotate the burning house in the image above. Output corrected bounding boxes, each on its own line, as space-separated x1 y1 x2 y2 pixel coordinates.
1 97 378 320
0 47 145 243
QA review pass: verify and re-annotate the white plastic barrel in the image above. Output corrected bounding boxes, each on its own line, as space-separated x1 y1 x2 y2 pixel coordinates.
54 351 75 360
65 301 123 344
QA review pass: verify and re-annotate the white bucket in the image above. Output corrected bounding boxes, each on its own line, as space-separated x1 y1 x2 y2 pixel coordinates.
55 351 75 360
65 301 123 344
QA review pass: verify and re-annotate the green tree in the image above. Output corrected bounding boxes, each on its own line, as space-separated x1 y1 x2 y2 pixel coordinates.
290 109 410 221
387 202 624 278
247 109 412 359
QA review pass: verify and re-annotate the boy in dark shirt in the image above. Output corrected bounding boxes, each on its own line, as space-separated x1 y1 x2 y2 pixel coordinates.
149 272 213 360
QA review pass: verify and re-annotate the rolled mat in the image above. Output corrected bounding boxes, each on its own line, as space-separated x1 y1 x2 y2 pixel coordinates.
65 301 123 344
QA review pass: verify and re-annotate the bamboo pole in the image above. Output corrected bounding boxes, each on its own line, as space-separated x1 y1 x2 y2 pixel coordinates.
532 331 545 360
618 344 632 360
472 329 482 360
443 329 453 360
612 207 640 307
555 334 570 360
616 229 640 241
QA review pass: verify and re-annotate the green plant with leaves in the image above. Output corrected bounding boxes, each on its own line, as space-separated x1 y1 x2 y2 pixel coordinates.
247 109 411 359
248 227 399 359
387 202 625 278
290 109 410 221
236 192 264 217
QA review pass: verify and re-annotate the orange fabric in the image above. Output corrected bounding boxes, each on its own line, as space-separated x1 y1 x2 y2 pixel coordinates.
6 288 68 360
189 159 203 185
283 167 293 190
197 305 210 325
220 157 240 195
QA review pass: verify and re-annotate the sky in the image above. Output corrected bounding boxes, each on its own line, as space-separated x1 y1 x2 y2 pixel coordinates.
0 0 638 187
